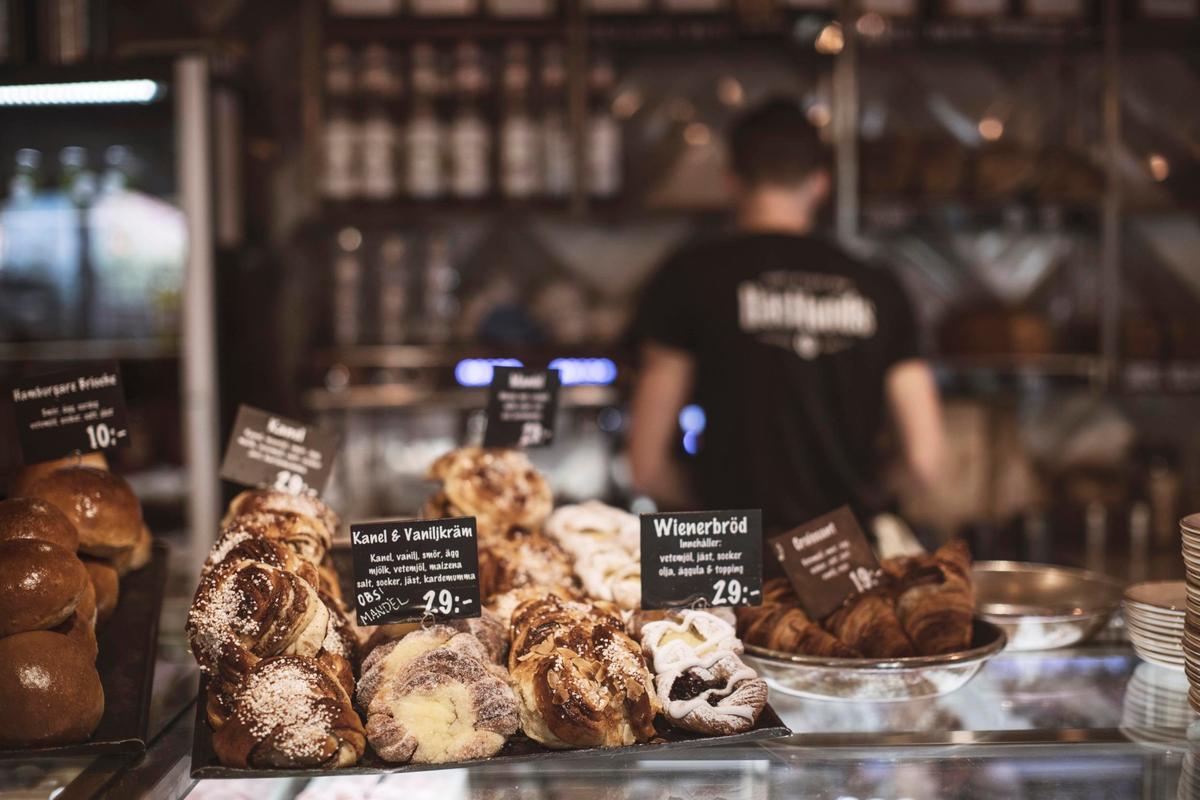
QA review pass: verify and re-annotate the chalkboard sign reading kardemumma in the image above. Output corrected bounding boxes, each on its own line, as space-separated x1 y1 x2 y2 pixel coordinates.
482 367 561 448
349 516 482 627
640 509 763 611
768 505 882 621
219 405 338 498
10 362 130 464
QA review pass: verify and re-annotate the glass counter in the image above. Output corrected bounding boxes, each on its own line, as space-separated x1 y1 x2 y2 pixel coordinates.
7 640 1198 800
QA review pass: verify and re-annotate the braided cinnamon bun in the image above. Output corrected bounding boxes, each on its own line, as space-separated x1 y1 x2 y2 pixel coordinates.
509 596 659 749
186 558 331 692
222 489 340 545
212 655 365 768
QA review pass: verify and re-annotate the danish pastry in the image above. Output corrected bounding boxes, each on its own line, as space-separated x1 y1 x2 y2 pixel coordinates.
365 646 519 764
641 610 766 735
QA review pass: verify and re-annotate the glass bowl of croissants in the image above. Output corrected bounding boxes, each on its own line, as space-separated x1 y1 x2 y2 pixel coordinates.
735 541 1006 702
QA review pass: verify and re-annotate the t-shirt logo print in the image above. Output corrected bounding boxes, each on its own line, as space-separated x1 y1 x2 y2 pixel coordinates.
737 271 878 359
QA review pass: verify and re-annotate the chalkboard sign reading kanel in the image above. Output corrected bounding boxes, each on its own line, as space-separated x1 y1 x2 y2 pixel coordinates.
10 362 130 464
219 405 338 498
482 367 561 448
640 509 763 611
349 516 482 627
768 505 882 621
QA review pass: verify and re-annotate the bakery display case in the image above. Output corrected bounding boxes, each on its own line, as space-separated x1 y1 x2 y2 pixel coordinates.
2 2 1200 800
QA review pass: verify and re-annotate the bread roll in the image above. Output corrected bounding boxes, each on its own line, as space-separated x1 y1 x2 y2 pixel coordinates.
82 558 120 623
0 496 79 551
0 630 104 747
111 523 152 576
9 451 109 497
0 539 90 637
54 577 99 660
24 467 142 558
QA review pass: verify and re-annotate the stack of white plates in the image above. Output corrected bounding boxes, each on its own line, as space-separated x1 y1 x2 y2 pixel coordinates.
1124 580 1187 670
1121 662 1197 750
1182 514 1200 712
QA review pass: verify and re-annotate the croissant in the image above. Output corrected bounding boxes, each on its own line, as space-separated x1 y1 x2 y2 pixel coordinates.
509 596 658 749
737 604 860 658
824 592 915 659
212 655 365 768
887 540 975 656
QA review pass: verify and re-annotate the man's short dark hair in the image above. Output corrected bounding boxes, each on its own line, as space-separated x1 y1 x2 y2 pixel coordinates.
728 97 828 188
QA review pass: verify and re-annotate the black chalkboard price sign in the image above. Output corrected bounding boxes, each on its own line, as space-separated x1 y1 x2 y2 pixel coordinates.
349 516 482 627
9 362 130 464
219 405 338 499
482 367 561 448
639 509 763 611
768 505 882 621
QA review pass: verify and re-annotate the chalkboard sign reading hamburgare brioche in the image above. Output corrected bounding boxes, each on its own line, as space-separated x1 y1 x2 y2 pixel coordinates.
219 405 338 499
349 516 482 627
640 510 763 611
9 362 130 464
768 505 882 620
482 367 561 448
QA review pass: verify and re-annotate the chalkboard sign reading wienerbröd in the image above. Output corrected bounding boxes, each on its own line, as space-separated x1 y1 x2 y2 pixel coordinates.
349 516 482 627
639 510 763 611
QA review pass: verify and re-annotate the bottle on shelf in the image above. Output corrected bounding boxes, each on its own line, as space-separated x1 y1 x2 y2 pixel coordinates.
449 42 491 200
333 228 364 347
359 44 400 200
499 41 539 199
407 43 445 199
539 43 572 199
586 55 622 199
422 234 460 345
378 234 410 345
329 0 403 15
322 44 359 201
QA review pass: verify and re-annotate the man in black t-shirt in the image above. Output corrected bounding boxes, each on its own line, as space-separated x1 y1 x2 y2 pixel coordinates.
626 99 946 537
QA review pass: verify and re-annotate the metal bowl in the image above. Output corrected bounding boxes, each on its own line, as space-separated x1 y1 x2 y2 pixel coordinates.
744 619 1006 702
973 561 1123 651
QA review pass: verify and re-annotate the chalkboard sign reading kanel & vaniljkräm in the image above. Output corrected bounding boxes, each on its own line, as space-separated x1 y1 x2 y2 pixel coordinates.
640 509 763 611
219 405 339 498
482 367 561 448
349 516 482 627
10 362 130 464
768 505 882 620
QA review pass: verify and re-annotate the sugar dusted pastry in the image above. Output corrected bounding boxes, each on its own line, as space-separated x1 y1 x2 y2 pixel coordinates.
487 584 581 630
640 610 766 735
422 448 553 539
357 626 495 711
365 646 519 764
508 596 659 749
212 655 365 768
544 500 640 559
187 558 332 691
222 488 340 544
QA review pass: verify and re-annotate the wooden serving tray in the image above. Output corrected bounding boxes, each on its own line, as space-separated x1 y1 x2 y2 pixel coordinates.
0 542 169 760
190 684 791 779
